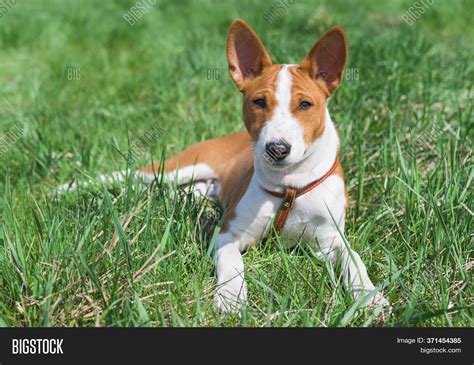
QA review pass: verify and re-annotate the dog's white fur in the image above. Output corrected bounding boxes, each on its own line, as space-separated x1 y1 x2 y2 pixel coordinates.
214 66 388 312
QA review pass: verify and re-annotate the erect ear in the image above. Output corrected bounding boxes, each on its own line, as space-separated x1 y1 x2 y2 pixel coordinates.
226 19 272 90
300 26 348 95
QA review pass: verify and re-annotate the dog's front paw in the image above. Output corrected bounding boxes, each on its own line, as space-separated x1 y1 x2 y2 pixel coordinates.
354 291 391 323
364 292 393 323
364 292 389 309
214 284 247 316
353 289 389 311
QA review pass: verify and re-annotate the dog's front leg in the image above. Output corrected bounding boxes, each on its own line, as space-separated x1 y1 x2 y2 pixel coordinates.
338 243 388 307
214 232 248 314
317 234 389 308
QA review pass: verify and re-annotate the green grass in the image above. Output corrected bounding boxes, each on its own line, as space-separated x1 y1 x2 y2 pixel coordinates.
0 0 472 327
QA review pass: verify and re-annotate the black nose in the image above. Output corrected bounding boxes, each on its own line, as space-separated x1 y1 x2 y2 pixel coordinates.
265 140 291 162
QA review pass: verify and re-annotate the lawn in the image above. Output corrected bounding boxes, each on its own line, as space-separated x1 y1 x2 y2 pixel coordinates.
0 0 472 327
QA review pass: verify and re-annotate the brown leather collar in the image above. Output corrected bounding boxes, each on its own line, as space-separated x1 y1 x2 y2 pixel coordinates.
263 156 340 237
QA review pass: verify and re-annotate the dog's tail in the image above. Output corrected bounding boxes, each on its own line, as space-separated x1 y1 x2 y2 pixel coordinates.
55 169 155 192
56 165 220 199
56 131 251 197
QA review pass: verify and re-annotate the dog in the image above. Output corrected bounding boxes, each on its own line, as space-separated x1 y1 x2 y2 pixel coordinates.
60 19 389 314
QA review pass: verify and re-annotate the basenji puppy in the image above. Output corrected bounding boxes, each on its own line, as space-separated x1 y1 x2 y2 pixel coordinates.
60 19 389 314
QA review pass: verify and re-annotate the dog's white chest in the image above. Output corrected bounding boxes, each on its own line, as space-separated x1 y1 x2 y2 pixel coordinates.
280 175 346 245
226 174 346 249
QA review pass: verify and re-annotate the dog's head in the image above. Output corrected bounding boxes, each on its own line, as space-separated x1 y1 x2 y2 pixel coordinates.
226 19 347 169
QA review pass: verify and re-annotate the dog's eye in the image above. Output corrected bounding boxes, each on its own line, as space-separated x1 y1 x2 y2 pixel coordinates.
299 101 312 110
253 98 266 109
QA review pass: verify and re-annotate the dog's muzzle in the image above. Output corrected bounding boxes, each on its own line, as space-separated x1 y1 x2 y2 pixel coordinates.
264 140 291 162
